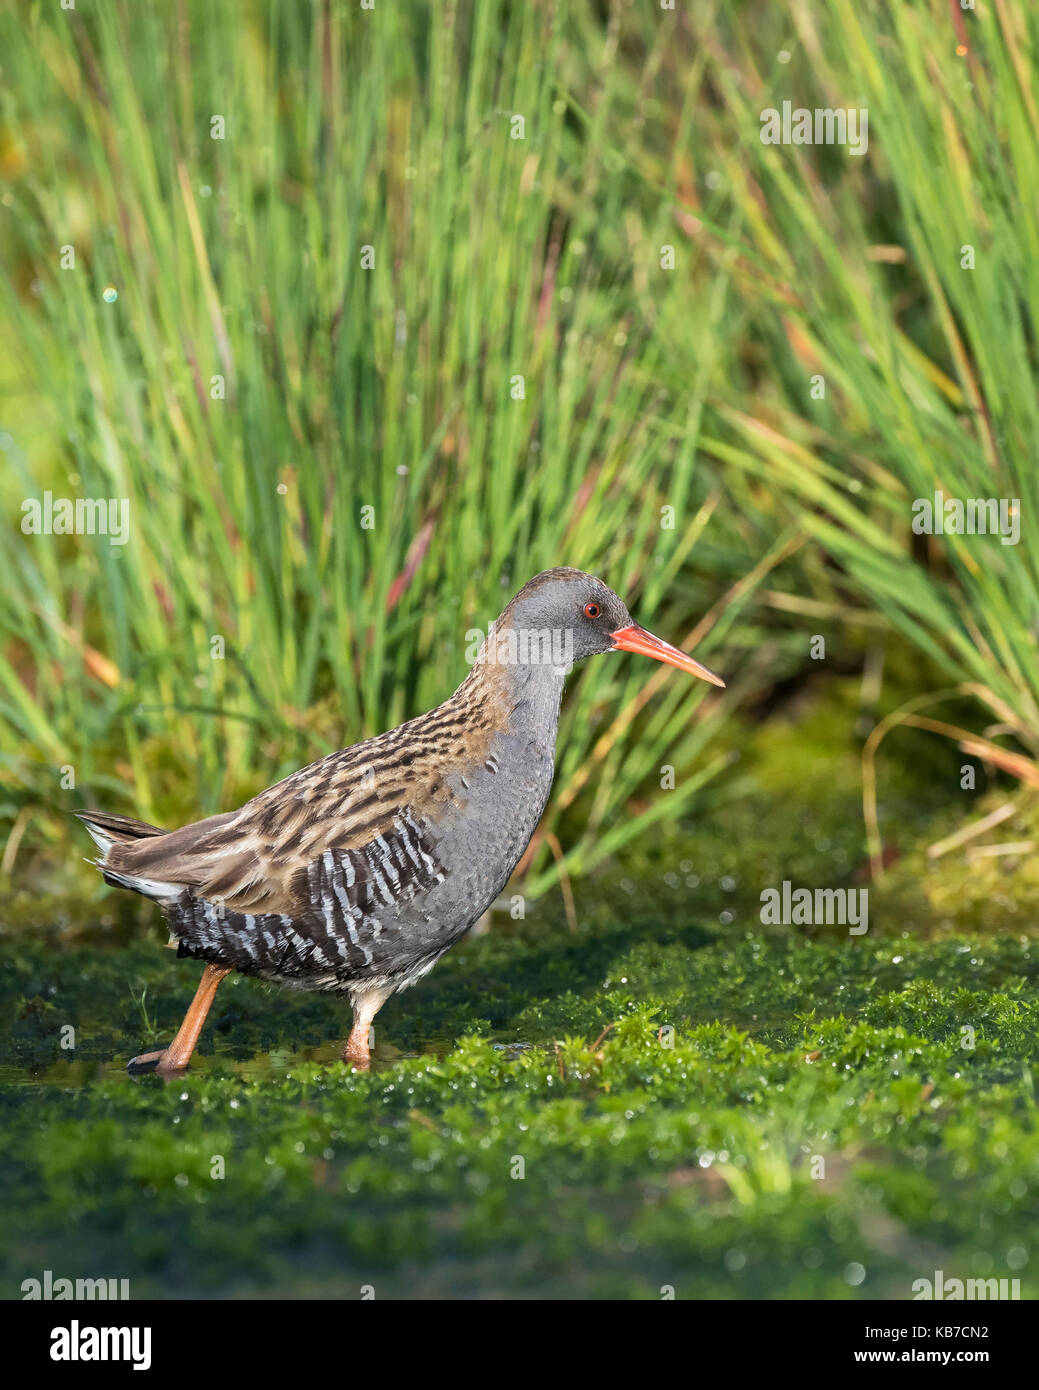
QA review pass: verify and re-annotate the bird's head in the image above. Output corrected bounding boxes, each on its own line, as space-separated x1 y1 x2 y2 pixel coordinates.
493 567 724 686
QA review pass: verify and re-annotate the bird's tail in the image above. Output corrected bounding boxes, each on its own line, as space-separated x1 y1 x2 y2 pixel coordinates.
75 809 198 902
74 809 166 859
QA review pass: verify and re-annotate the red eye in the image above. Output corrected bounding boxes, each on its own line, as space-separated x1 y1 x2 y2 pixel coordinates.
584 602 601 619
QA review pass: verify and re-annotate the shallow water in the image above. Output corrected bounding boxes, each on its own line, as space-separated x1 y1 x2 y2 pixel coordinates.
0 1028 535 1087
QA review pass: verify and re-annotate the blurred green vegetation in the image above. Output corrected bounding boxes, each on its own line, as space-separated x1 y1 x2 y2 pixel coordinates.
2 0 1037 902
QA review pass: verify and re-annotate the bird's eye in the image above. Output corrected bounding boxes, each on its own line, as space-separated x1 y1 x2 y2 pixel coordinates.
584 602 601 619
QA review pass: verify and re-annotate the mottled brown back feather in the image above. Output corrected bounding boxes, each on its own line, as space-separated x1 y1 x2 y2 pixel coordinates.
103 659 512 915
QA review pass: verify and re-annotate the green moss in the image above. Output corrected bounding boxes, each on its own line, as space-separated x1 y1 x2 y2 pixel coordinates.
1 923 1037 1298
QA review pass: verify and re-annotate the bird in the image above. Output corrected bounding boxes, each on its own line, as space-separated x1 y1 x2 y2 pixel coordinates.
76 567 724 1076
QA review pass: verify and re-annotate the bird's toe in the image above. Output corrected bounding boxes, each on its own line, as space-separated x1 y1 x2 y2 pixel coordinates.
127 1048 183 1076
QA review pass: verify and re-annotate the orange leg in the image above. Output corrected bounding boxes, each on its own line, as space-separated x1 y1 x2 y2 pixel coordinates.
128 963 231 1076
342 986 390 1070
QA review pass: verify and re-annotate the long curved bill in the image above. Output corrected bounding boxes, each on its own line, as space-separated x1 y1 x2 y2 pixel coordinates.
610 624 725 688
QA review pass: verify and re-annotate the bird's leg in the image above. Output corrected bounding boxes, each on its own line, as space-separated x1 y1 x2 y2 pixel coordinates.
128 963 231 1076
342 986 390 1071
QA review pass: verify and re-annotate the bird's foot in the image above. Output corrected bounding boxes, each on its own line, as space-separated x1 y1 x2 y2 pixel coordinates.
339 1034 372 1073
127 1048 185 1077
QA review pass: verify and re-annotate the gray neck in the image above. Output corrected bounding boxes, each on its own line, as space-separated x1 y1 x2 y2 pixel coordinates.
499 660 566 746
456 651 567 752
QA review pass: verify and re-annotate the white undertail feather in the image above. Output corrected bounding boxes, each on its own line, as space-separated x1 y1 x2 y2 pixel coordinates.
79 821 116 857
77 814 183 901
100 864 184 902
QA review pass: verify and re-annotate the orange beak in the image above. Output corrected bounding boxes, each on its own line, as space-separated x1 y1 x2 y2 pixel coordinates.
610 624 725 688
